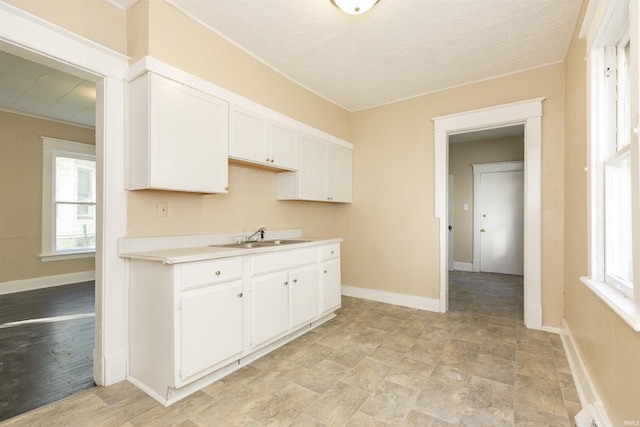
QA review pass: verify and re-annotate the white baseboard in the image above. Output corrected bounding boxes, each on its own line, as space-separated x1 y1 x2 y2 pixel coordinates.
341 285 440 312
453 262 473 272
561 319 612 427
0 271 95 295
541 325 561 334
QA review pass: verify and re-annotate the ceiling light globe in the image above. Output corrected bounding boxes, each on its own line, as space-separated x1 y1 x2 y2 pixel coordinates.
331 0 379 15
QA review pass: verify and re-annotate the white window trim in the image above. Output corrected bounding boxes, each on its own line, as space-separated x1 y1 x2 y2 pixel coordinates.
41 136 96 261
581 0 640 331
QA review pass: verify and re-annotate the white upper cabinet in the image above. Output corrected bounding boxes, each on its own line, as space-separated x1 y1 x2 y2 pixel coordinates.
276 133 352 203
128 72 229 193
229 105 299 171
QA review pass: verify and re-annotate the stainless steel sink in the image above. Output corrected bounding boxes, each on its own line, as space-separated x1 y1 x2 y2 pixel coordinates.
211 239 311 249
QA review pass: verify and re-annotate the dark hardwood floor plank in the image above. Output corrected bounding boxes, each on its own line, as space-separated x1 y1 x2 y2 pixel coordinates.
0 282 95 421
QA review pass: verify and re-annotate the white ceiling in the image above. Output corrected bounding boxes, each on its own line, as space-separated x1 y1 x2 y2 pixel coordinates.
0 0 583 127
164 0 583 111
0 51 96 127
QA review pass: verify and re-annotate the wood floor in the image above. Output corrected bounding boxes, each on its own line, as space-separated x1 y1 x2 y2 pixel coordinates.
1 273 582 426
0 281 95 421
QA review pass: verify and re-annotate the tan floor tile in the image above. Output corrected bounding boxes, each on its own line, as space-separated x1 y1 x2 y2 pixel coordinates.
294 359 349 394
359 380 420 424
383 326 422 348
342 357 393 393
288 343 335 369
480 337 517 361
190 384 268 426
463 376 514 421
126 390 212 426
326 342 373 367
406 339 445 365
514 402 570 426
345 411 388 427
429 356 475 386
248 382 318 426
516 351 557 382
418 326 455 343
247 360 307 395
399 409 455 426
459 407 514 427
473 353 516 385
454 324 489 344
515 374 567 418
304 382 370 427
385 357 434 390
443 339 481 362
413 379 468 424
557 371 580 404
367 342 408 365
289 413 328 426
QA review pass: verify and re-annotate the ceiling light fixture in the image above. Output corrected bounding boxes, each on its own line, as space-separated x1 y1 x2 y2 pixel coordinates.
330 0 380 15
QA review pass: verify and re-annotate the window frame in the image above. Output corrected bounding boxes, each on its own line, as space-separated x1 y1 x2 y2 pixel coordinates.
41 136 96 261
581 0 640 331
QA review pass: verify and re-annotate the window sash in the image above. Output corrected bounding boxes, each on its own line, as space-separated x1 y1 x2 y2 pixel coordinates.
604 146 633 295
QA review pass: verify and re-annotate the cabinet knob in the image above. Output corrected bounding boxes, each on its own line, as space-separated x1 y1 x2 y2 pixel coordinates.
324 270 328 274
293 279 298 283
215 270 221 276
237 292 243 298
284 281 288 286
266 158 270 162
331 250 334 254
224 186 229 191
270 159 274 163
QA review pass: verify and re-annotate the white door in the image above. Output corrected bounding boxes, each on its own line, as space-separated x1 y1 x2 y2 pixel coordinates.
479 170 524 275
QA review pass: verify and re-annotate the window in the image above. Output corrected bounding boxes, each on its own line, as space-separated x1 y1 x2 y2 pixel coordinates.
42 137 96 260
582 0 640 330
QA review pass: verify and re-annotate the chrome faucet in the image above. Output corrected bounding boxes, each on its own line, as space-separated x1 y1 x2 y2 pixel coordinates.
244 227 266 242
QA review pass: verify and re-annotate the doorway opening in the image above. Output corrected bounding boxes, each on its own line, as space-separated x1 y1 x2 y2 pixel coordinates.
0 2 128 418
433 98 544 330
448 126 525 275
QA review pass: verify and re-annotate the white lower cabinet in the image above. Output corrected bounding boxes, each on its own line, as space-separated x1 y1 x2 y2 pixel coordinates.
250 271 290 348
127 242 340 406
179 280 244 381
249 248 318 349
321 243 342 314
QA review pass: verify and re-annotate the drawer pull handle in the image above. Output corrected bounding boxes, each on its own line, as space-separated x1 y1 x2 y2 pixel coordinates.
215 270 221 276
237 292 243 298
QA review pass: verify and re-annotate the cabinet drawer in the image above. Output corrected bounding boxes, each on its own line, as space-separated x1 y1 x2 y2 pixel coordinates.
180 258 243 291
251 248 316 276
321 244 340 260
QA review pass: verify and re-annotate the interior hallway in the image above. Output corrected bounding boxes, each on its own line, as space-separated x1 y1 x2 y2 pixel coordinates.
2 273 580 426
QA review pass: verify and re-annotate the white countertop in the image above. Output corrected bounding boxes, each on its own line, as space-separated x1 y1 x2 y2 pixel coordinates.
119 237 343 264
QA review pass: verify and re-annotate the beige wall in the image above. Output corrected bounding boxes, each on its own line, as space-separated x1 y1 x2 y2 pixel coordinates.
125 0 351 238
0 111 96 283
563 1 640 424
342 63 565 325
449 136 524 264
3 0 127 54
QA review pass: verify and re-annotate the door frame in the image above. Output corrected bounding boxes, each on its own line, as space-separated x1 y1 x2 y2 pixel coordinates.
472 161 524 272
433 98 544 330
448 174 455 271
0 3 129 384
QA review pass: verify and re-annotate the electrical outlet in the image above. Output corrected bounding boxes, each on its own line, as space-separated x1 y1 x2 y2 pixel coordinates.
157 202 168 217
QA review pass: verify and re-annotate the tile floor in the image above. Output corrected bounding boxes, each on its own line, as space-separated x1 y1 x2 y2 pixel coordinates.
2 272 581 426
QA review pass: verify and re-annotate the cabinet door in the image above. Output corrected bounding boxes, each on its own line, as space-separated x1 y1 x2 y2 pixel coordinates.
270 122 299 170
290 264 318 328
298 134 328 201
329 145 352 203
229 105 269 165
250 271 290 348
179 280 244 382
148 73 229 193
321 258 342 313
